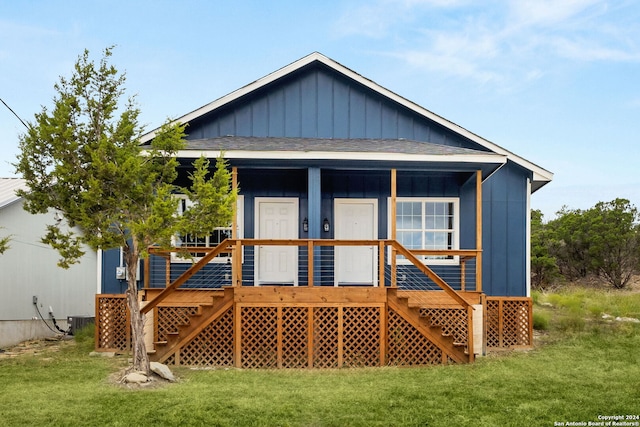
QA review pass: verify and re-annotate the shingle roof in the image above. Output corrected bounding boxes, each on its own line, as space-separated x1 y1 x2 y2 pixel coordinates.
184 136 492 156
0 178 27 209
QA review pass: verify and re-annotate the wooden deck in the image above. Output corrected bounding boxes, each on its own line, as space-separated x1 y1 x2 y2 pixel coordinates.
95 239 532 367
95 288 532 367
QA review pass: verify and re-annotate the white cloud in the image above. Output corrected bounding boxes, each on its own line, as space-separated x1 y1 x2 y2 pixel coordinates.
507 0 602 27
333 0 470 38
335 0 640 88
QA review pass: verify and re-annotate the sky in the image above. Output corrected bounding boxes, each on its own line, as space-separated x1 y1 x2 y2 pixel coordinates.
1 0 639 220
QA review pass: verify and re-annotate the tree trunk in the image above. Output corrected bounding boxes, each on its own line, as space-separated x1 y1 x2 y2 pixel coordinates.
124 244 150 375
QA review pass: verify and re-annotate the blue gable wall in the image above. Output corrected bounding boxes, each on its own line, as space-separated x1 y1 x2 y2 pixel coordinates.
185 65 487 152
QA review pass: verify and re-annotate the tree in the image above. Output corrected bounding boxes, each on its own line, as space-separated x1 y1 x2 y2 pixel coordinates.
583 199 640 289
530 209 559 288
14 47 236 374
547 206 592 280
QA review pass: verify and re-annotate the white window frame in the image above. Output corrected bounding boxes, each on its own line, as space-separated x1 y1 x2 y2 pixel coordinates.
171 194 244 263
388 197 460 266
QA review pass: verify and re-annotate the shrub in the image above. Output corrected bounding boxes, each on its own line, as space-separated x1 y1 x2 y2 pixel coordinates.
532 310 550 330
73 323 95 351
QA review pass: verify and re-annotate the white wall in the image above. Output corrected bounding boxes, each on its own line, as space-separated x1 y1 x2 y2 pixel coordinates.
0 200 96 347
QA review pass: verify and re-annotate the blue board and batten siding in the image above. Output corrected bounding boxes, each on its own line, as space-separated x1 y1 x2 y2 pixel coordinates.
101 62 531 296
186 66 485 151
482 162 531 296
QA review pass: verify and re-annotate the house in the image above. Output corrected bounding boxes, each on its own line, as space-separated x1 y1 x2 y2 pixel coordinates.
0 178 97 348
96 53 552 367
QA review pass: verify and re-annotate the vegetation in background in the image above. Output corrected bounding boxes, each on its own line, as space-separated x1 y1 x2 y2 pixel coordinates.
532 198 640 289
13 47 236 374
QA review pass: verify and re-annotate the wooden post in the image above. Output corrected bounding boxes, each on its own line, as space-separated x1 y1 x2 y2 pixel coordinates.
379 304 387 366
460 259 466 291
308 240 314 287
232 167 238 239
234 304 242 368
337 306 344 368
233 240 242 287
276 306 283 369
165 257 170 288
391 169 397 287
476 170 483 293
378 241 385 288
308 307 314 368
467 305 475 363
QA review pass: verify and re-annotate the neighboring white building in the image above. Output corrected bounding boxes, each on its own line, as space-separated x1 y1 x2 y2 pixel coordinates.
0 178 97 348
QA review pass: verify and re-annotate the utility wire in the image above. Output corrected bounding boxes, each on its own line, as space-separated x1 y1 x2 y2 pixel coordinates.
0 97 29 130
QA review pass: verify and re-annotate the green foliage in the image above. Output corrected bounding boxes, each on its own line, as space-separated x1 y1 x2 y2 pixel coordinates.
178 156 236 238
548 206 592 280
14 47 236 266
583 199 640 289
531 200 640 289
73 323 96 352
530 209 560 288
13 47 236 373
15 47 236 265
0 228 10 254
532 309 550 330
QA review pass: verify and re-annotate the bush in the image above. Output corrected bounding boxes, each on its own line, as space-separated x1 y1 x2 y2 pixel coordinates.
532 310 550 330
73 323 95 350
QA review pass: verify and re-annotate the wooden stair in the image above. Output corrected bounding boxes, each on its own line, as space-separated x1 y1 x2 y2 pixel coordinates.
387 288 469 363
151 287 234 364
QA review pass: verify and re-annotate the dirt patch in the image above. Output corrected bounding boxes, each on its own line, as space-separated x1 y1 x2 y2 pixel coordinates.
0 336 74 358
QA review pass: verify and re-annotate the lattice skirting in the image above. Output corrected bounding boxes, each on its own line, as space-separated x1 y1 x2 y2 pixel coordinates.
237 305 383 369
94 295 475 367
156 306 199 342
95 295 129 352
387 308 442 365
159 304 455 368
485 297 533 348
419 307 468 348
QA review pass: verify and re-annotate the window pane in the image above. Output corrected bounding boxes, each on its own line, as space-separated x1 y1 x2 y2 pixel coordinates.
425 232 453 249
397 201 422 229
182 234 207 247
398 231 422 249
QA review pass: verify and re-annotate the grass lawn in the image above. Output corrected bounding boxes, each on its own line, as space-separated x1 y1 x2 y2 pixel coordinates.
1 288 639 427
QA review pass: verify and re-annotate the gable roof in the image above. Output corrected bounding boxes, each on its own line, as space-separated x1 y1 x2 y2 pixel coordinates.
0 178 27 209
141 52 553 191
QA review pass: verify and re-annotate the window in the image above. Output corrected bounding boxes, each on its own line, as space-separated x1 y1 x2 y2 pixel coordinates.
392 198 459 265
172 195 243 263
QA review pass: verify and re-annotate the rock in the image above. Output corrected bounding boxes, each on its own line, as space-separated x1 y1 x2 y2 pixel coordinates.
150 362 176 382
124 372 149 384
540 302 553 307
602 314 614 320
615 316 640 324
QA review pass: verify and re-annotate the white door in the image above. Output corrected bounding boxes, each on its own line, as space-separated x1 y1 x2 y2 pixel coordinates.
335 199 378 286
255 198 298 285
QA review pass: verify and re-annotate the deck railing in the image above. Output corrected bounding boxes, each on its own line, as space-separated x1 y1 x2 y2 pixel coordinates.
142 239 480 312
